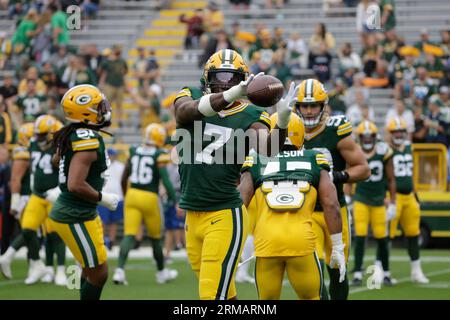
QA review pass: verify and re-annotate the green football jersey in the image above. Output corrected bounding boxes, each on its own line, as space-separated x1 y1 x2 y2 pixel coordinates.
128 145 170 193
29 139 58 198
303 115 353 211
175 86 271 211
242 149 330 191
16 94 47 122
12 145 31 196
50 129 108 223
354 142 393 206
392 143 413 194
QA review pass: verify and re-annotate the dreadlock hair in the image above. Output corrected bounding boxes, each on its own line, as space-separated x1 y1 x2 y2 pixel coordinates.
52 123 113 156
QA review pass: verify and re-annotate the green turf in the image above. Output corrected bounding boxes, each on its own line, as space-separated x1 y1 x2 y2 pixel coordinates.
0 248 449 300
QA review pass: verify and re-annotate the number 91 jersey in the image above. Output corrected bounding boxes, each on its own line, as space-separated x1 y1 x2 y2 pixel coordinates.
29 138 59 198
128 145 170 193
354 142 393 206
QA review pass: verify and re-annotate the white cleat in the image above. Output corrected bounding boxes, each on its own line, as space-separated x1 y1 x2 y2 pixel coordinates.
156 268 178 284
0 255 13 279
112 268 128 285
55 266 67 286
235 271 255 284
25 260 49 285
412 271 430 284
40 266 55 283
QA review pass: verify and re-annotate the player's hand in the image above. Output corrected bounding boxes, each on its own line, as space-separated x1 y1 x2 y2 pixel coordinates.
387 202 397 221
99 192 120 211
45 187 61 204
10 193 21 214
223 72 264 102
176 204 184 218
274 82 299 128
330 233 346 282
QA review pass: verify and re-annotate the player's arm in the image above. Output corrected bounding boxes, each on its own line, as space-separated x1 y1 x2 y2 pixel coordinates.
319 170 342 235
68 151 101 202
9 159 29 215
121 158 130 196
385 157 396 203
158 163 177 204
337 136 371 183
248 122 287 157
238 171 255 207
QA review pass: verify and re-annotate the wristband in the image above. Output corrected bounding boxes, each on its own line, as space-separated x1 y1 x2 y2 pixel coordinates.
198 94 217 117
222 85 241 103
333 171 349 183
331 232 343 247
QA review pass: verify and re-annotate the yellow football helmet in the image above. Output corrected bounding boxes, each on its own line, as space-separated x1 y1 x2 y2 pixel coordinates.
356 120 378 151
202 49 249 93
60 84 111 127
34 115 61 149
144 123 166 148
270 112 305 150
295 78 329 128
17 122 35 147
386 117 408 146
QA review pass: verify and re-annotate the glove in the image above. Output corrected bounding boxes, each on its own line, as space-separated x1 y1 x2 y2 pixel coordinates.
45 187 61 204
332 171 350 183
274 82 300 129
10 193 21 213
387 202 397 221
98 192 120 211
329 233 346 283
223 72 264 103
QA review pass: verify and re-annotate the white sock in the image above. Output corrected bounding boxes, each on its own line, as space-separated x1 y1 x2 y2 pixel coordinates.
384 271 391 277
240 235 254 275
354 271 362 279
3 247 16 260
57 265 66 274
411 259 421 273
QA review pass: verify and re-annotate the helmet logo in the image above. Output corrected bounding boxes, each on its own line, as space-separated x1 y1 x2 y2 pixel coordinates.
76 94 92 105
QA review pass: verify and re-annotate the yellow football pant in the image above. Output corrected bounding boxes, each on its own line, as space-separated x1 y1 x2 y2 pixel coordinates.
255 253 322 300
21 194 54 233
50 216 107 268
390 193 420 238
185 206 248 300
353 201 388 239
311 206 350 264
124 188 163 238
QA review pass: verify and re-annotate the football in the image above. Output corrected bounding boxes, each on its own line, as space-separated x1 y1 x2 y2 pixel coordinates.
246 75 284 107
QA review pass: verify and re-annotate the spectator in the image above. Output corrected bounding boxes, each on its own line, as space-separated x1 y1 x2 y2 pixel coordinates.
82 0 100 20
414 28 435 51
328 78 347 115
18 66 46 96
133 47 149 92
439 29 450 60
309 42 332 84
438 87 450 142
7 0 26 20
97 148 125 250
268 49 292 88
338 42 362 86
360 33 380 77
202 1 224 34
49 45 70 71
345 72 370 107
11 8 40 55
73 55 97 86
394 46 420 99
229 0 250 10
273 27 286 48
356 0 378 37
266 0 284 9
412 104 427 143
200 29 235 67
82 43 103 77
440 86 450 108
424 95 448 146
308 23 335 56
412 66 438 104
346 90 374 125
179 9 204 49
145 49 160 87
423 46 445 85
128 83 162 128
362 59 390 88
0 95 14 145
385 99 415 138
0 75 18 111
32 8 53 64
248 29 278 73
15 79 47 123
286 32 308 69
49 3 70 48
39 61 60 96
378 29 403 64
99 44 128 127
379 0 396 32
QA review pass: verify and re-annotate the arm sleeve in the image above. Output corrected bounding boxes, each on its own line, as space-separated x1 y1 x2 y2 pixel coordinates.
159 166 177 203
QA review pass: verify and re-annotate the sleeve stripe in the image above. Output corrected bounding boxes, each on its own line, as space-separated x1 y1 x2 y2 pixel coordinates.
259 115 271 126
72 140 99 151
72 138 98 146
157 154 171 163
337 127 353 136
338 122 351 130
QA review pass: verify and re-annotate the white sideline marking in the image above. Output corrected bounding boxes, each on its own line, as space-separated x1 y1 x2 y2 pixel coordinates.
349 268 450 294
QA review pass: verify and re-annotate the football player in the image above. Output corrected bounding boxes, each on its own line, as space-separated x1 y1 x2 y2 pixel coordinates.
238 112 345 300
351 121 397 286
386 117 429 283
50 84 119 300
295 78 370 300
173 49 297 300
113 123 178 285
0 123 34 279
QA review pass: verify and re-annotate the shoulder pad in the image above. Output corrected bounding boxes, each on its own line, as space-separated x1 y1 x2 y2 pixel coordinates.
325 115 353 134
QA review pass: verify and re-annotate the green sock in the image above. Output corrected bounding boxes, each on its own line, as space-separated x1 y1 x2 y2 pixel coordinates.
118 235 135 269
22 229 40 260
50 233 66 266
407 236 420 261
354 236 365 272
319 259 329 300
327 266 349 300
150 238 164 271
44 235 54 267
11 234 25 251
80 280 103 300
80 276 87 289
377 237 389 271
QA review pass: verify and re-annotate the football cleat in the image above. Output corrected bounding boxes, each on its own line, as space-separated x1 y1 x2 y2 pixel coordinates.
411 270 429 284
0 254 13 279
55 266 68 286
383 276 398 286
25 260 49 285
40 266 55 283
351 271 363 286
113 268 128 285
156 268 178 284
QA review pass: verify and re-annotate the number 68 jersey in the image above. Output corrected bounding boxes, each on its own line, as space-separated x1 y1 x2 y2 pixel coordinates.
392 142 413 194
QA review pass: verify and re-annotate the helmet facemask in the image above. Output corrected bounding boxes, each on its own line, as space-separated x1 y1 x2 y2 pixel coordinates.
36 132 52 150
391 130 407 146
295 102 325 128
359 133 376 152
89 97 112 128
207 70 245 93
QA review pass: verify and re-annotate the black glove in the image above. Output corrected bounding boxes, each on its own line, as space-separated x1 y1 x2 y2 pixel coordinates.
332 171 350 183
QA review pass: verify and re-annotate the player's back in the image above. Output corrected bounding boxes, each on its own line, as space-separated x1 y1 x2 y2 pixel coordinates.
392 143 413 194
29 138 58 197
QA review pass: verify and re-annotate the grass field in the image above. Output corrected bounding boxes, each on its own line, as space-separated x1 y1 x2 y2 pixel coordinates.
1 247 449 300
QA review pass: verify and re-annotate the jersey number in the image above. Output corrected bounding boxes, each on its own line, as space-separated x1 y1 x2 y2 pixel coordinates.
368 160 383 182
31 152 53 175
393 154 413 177
130 155 154 185
195 123 233 165
263 161 311 175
